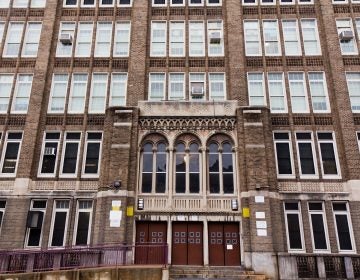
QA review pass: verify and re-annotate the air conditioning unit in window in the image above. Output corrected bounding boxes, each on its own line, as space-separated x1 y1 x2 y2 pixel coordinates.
26 211 44 229
209 31 222 44
44 147 56 156
191 84 204 97
339 30 354 42
59 33 73 45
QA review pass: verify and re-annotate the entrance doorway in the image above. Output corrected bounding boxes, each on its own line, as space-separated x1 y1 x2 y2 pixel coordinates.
135 221 167 264
172 222 203 265
208 222 240 266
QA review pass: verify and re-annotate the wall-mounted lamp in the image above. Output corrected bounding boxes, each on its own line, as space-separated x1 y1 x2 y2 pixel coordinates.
231 199 239 211
99 180 122 191
137 198 144 210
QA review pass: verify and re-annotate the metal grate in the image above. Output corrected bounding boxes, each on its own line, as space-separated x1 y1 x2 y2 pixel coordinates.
299 6 316 15
98 8 114 17
314 116 333 126
152 8 167 17
333 5 351 13
246 58 263 68
112 59 128 69
189 8 204 16
324 256 346 279
280 6 296 14
207 8 222 16
271 116 289 126
296 256 318 279
261 7 277 14
286 58 303 67
208 59 225 68
170 8 185 16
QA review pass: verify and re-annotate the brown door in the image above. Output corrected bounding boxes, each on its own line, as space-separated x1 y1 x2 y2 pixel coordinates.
208 222 241 266
172 222 203 265
135 222 167 264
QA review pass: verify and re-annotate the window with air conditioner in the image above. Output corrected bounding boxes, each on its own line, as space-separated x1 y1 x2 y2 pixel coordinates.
25 200 47 247
38 132 61 177
0 132 23 176
189 73 206 100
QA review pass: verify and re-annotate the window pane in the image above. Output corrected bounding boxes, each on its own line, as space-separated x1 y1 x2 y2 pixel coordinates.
75 212 90 246
84 142 100 174
62 143 78 174
335 215 352 250
298 143 316 175
276 143 292 175
311 214 327 250
51 212 67 246
320 143 338 175
287 213 302 249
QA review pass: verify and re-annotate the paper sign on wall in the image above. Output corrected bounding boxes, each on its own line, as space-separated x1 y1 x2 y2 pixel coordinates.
256 221 267 229
127 206 134 217
255 212 265 219
242 208 250 218
112 200 121 211
255 196 265 203
257 229 267 237
109 210 122 227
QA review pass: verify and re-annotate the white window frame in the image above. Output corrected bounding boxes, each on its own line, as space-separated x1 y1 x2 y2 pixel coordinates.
59 132 82 178
208 72 226 101
0 0 10 8
170 0 185 6
88 73 108 114
317 132 341 179
117 0 133 7
109 72 128 106
308 201 330 253
169 21 185 57
75 22 94 57
189 21 205 57
24 200 47 248
208 20 224 57
73 200 93 246
288 71 309 113
38 131 61 178
21 22 42 58
284 201 306 253
0 132 23 177
300 19 322 56
113 21 131 57
332 202 356 253
0 74 15 114
267 72 287 113
244 20 262 56
308 72 330 113
189 72 206 101
190 0 204 6
56 22 76 57
48 200 70 247
0 201 5 233
357 132 360 152
67 73 88 114
262 19 282 56
81 131 103 178
150 21 167 57
247 72 266 106
273 131 295 179
94 22 113 57
11 74 33 114
282 19 301 56
48 73 69 114
3 22 25 58
168 73 185 100
295 132 318 179
63 0 78 7
99 0 114 7
242 0 258 6
149 73 166 101
345 72 360 113
152 0 167 7
81 0 95 7
13 0 29 8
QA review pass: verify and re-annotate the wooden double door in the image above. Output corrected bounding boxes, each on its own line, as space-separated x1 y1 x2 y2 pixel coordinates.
172 222 203 265
208 222 241 266
135 222 167 264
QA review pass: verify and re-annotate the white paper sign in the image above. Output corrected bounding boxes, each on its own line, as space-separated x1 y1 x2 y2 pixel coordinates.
255 196 265 203
110 210 122 220
226 244 233 250
256 212 265 219
256 221 267 229
112 200 122 207
110 220 121 227
257 229 267 236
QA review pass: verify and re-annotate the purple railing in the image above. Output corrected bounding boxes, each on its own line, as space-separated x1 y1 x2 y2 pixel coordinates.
0 244 168 274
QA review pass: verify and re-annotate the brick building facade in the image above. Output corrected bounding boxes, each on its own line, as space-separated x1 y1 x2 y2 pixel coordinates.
0 0 360 279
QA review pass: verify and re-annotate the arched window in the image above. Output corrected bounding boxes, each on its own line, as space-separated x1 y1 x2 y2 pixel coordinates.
141 141 167 193
208 140 234 194
175 138 201 194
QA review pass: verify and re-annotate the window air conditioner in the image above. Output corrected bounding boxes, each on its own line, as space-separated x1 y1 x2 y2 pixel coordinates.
191 84 204 97
209 31 222 44
339 30 354 42
44 147 56 156
59 33 73 45
26 211 44 229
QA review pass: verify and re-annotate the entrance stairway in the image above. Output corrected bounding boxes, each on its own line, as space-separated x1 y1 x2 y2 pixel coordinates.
169 266 268 280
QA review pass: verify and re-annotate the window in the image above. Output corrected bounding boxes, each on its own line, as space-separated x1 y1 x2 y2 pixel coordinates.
3 22 24 57
170 21 185 57
209 73 226 100
75 22 94 57
244 20 261 56
11 74 33 113
60 132 81 177
22 22 42 57
39 132 61 177
295 132 318 178
308 202 329 252
25 200 47 247
141 141 167 193
100 0 114 6
268 72 287 113
30 0 46 8
152 0 167 7
336 19 358 55
0 132 23 176
208 20 224 56
82 132 102 177
118 0 132 6
114 22 131 57
89 73 108 113
189 21 205 57
317 132 340 178
333 202 355 252
357 132 360 152
0 0 10 8
0 201 6 230
56 22 76 57
300 19 321 55
74 200 93 246
68 73 88 113
247 73 265 106
110 73 127 106
282 20 301 56
189 73 206 100
263 20 281 56
0 74 14 113
190 0 204 6
150 21 167 57
308 72 329 112
149 73 165 100
175 142 200 194
48 74 68 113
273 132 294 178
345 72 360 112
288 72 309 113
169 73 185 100
0 22 5 46
81 0 95 7
94 22 112 57
207 0 221 6
64 0 77 6
284 202 305 251
13 0 29 8
49 200 70 247
208 141 235 194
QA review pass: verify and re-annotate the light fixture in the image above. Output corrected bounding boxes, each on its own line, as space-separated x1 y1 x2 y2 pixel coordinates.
138 198 144 210
231 199 238 211
113 180 121 189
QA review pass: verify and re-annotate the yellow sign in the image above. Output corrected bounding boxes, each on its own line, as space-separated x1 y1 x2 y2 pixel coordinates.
242 207 250 218
112 206 120 211
127 206 134 217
